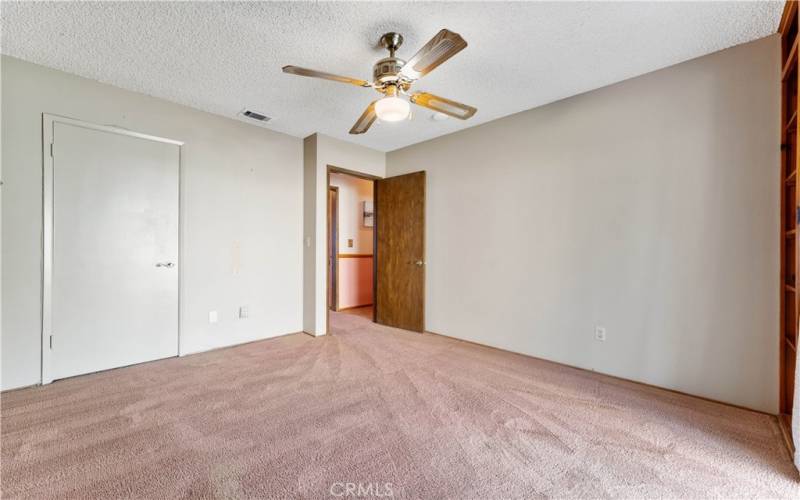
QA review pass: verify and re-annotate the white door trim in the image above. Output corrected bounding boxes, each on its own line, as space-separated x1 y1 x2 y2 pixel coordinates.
41 113 184 384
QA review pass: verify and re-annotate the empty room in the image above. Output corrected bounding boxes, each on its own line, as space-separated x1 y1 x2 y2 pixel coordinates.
2 1 800 498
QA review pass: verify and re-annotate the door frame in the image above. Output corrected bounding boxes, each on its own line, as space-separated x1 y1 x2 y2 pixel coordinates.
41 113 184 384
326 165 380 334
328 185 339 311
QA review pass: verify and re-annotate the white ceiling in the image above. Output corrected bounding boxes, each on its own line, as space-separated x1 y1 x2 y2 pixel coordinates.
1 1 783 152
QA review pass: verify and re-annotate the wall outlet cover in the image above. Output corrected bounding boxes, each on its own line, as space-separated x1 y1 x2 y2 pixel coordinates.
595 326 606 341
239 306 249 319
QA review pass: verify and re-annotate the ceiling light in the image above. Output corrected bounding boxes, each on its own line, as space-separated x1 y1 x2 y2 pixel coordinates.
375 95 410 122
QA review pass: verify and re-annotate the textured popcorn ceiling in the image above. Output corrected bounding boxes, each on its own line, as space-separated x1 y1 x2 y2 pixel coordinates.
1 1 783 152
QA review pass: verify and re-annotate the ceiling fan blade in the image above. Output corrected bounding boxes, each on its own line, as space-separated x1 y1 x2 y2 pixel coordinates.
349 101 378 134
282 65 371 88
410 92 477 120
399 29 467 80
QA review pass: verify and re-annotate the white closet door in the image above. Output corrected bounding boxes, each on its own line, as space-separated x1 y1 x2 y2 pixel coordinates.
51 121 179 380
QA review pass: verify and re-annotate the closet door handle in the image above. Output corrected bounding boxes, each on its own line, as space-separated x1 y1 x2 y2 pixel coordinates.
155 262 175 268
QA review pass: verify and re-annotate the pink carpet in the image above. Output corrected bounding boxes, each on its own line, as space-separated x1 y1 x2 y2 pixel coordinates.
2 311 799 498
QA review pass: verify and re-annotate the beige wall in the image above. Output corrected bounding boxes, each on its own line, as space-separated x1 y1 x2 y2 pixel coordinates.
387 36 781 413
1 56 304 390
2 35 781 411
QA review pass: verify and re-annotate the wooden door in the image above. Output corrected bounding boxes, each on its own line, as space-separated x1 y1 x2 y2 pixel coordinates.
375 171 425 332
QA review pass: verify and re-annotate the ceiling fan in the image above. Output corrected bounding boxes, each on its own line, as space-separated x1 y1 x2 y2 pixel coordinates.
283 29 477 134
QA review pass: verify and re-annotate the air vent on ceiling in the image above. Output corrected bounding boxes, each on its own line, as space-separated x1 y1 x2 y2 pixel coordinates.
239 109 271 122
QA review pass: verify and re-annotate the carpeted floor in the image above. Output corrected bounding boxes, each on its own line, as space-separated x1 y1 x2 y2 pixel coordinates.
338 305 373 320
2 312 799 498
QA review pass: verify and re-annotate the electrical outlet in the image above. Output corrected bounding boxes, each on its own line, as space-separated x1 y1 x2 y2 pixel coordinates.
238 306 249 319
595 326 606 342
209 311 218 324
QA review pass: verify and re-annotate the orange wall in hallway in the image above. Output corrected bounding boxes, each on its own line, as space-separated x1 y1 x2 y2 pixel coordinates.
338 257 373 309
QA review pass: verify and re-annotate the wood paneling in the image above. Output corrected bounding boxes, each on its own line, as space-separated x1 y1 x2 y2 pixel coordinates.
779 0 798 453
375 171 426 332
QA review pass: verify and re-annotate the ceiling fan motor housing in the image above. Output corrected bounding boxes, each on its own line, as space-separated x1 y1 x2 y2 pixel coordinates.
373 57 406 84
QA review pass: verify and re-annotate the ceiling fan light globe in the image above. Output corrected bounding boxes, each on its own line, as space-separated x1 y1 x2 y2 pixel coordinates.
374 96 410 122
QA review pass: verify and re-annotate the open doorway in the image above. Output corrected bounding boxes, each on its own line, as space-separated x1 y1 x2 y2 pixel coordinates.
327 169 376 322
326 166 426 335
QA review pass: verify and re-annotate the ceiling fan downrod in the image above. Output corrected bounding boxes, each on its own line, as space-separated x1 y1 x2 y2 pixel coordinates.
379 32 404 57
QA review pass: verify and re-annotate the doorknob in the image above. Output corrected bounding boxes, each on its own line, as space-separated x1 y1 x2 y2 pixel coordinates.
155 262 175 268
414 260 424 267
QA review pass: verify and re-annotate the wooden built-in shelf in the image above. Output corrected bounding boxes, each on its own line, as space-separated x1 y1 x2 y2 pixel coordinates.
777 0 796 456
787 110 797 131
783 37 799 80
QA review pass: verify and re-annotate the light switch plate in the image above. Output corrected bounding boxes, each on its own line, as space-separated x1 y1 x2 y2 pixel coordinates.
209 311 218 324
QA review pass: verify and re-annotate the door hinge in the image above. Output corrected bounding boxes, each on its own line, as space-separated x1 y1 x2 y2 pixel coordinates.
49 143 54 157
49 335 53 349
